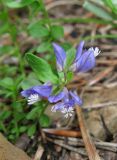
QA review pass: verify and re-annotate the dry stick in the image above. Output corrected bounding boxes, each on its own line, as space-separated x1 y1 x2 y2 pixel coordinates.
48 137 117 153
83 101 117 110
33 145 44 160
76 106 101 160
34 123 46 160
47 137 87 156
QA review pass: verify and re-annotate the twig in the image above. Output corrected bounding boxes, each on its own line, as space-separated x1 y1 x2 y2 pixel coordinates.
88 67 114 86
104 82 117 88
75 106 101 160
47 137 87 156
33 122 47 160
83 101 117 110
33 145 44 160
67 138 117 152
48 137 117 152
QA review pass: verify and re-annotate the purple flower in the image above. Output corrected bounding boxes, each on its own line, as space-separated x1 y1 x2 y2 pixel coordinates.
52 43 66 71
71 41 100 73
52 41 100 73
50 88 83 118
75 41 85 61
48 91 65 103
69 91 83 106
21 82 52 105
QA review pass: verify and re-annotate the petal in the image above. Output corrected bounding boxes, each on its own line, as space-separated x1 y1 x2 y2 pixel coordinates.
63 98 75 108
62 87 69 103
75 49 95 72
64 113 68 118
52 43 66 71
27 94 40 105
69 91 83 106
89 47 100 57
48 91 65 103
51 102 65 112
66 99 75 107
21 88 37 98
21 83 52 98
33 84 52 98
75 41 85 61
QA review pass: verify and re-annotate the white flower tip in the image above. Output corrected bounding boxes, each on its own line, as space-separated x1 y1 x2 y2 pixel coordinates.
89 47 101 57
27 94 40 105
94 47 101 57
61 107 74 118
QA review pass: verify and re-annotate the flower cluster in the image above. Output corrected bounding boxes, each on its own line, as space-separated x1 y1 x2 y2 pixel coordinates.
21 41 100 118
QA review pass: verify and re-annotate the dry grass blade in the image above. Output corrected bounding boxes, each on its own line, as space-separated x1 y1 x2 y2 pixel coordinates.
83 100 117 110
46 0 82 10
76 106 101 160
97 59 117 66
88 67 114 86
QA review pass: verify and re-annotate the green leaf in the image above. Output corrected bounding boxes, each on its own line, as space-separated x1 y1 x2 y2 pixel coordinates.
0 111 11 120
26 107 39 120
26 53 58 83
102 0 117 16
39 114 51 127
58 72 65 83
51 25 64 40
8 135 15 140
65 47 76 69
27 124 36 137
28 22 49 38
0 77 14 90
11 128 19 134
61 42 72 51
14 112 25 122
30 1 41 16
36 42 51 53
66 71 73 83
21 75 40 90
26 104 44 120
19 126 27 133
0 122 7 133
83 1 113 20
5 0 34 8
12 102 23 112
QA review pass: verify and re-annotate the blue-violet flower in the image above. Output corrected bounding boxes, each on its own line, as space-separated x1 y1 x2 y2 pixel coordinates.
21 82 52 105
52 41 100 73
52 43 66 72
21 41 100 118
50 88 82 118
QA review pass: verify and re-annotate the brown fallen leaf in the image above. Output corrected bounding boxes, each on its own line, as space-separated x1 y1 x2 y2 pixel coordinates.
43 128 82 137
0 133 31 160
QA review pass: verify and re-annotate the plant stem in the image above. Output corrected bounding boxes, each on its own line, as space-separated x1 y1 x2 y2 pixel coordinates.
39 0 51 28
82 34 117 41
50 17 117 28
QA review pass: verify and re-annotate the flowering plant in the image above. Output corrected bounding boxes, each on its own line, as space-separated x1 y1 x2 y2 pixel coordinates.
21 41 100 118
